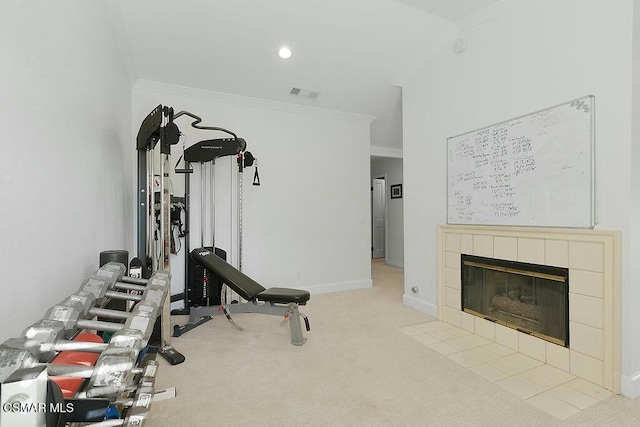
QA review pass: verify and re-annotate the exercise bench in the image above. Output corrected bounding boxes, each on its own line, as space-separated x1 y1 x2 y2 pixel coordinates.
173 248 311 345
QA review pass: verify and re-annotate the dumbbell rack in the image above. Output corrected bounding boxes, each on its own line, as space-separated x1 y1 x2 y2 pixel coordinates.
0 261 170 426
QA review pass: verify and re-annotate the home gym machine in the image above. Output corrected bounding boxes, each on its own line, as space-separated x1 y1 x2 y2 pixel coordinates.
170 118 259 336
138 105 310 346
137 105 258 340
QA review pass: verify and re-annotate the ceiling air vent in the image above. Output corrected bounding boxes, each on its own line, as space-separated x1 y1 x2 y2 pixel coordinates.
290 87 318 99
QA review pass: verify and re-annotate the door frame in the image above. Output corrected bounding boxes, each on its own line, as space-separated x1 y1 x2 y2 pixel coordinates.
371 174 387 259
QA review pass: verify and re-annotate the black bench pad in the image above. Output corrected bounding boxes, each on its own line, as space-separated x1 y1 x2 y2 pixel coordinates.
258 288 310 305
190 248 310 305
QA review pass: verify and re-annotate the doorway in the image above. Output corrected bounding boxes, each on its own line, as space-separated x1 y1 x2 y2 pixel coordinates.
370 155 403 268
371 177 385 259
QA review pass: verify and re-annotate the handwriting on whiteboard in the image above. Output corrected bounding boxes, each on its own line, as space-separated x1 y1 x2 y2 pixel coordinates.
447 96 594 227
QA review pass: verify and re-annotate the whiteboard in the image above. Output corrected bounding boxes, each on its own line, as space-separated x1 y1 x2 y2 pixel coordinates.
447 95 594 228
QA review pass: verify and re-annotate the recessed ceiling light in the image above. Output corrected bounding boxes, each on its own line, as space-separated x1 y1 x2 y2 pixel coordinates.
278 46 292 59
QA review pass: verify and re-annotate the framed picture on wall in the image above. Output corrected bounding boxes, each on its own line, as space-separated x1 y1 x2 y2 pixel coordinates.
390 184 402 199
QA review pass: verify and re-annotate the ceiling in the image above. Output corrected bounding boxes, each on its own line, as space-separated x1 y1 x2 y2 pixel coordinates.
111 0 504 151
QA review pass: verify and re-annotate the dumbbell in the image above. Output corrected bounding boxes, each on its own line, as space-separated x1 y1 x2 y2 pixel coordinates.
4 325 148 365
80 266 170 309
2 267 168 373
41 289 164 338
52 347 140 398
0 348 141 402
97 262 169 293
24 300 161 361
1 336 107 359
38 267 168 334
15 267 166 361
116 384 155 427
5 303 157 382
0 346 39 384
81 269 169 330
75 300 160 344
96 359 159 427
29 358 159 427
0 328 151 395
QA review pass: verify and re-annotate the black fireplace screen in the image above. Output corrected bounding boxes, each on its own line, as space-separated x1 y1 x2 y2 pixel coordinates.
461 254 569 347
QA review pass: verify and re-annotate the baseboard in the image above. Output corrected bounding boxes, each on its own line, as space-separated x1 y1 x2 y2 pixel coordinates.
621 372 640 398
403 294 438 317
385 258 404 268
303 279 372 295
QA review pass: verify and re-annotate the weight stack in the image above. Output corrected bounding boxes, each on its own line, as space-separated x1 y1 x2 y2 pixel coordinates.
188 247 225 307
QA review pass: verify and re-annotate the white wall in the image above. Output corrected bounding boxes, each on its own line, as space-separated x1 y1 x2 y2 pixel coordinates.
371 157 404 267
630 0 640 398
132 81 373 298
402 0 638 394
0 2 133 342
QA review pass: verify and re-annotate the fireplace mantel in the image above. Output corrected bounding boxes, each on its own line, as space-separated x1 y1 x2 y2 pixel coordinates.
437 225 621 393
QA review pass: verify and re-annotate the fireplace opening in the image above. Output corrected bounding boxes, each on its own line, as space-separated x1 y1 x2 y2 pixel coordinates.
461 255 569 347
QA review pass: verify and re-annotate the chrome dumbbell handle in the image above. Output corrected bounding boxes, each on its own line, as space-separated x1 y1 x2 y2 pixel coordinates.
120 276 148 286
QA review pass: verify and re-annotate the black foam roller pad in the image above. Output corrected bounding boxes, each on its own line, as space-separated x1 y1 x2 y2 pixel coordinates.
99 250 129 269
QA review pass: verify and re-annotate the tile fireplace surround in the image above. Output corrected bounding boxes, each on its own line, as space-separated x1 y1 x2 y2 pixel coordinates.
437 225 621 393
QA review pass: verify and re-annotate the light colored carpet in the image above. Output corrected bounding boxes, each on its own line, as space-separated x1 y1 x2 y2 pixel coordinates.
148 259 640 425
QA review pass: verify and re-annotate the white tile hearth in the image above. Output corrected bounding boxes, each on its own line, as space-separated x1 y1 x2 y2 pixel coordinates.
437 225 621 394
403 321 613 420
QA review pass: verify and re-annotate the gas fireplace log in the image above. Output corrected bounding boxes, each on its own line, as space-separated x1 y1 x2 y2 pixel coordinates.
490 295 539 321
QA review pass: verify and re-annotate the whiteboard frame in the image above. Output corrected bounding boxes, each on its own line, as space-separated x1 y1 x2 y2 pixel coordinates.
446 95 595 228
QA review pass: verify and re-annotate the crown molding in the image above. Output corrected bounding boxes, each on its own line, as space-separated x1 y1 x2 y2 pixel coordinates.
133 79 375 124
457 0 538 32
371 146 403 158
